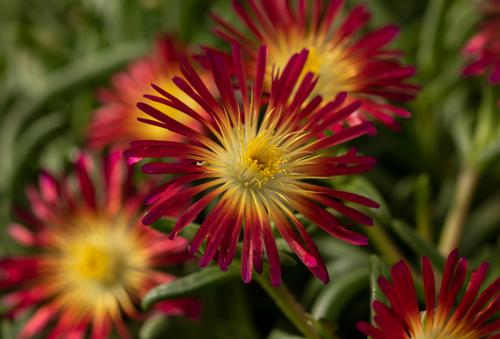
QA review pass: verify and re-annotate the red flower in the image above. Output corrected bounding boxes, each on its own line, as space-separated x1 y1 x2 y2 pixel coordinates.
89 36 210 148
126 43 379 286
357 250 500 339
0 151 200 339
211 0 418 129
463 0 500 84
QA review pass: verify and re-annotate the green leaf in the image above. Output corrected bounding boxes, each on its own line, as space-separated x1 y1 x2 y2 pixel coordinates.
1 320 13 339
303 256 368 307
461 195 500 255
417 0 448 77
315 237 368 262
337 176 392 225
16 112 65 169
142 265 240 310
0 40 149 191
391 220 445 271
150 217 200 241
267 329 305 339
368 256 389 324
311 268 369 321
139 314 171 339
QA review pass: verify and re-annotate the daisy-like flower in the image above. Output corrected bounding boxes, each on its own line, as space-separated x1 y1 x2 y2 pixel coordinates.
125 43 379 286
0 151 199 339
463 0 500 84
89 36 209 148
357 249 500 339
211 0 419 129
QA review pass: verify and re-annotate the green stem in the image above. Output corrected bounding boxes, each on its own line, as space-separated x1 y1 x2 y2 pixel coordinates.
365 224 403 264
415 174 433 243
438 165 479 255
255 274 322 339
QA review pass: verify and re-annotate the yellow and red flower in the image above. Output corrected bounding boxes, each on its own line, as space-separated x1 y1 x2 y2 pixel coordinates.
88 36 209 148
211 0 419 129
125 43 379 286
357 250 500 339
463 0 500 84
0 151 199 339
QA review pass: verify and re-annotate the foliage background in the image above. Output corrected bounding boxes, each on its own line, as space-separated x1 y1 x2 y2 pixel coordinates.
0 0 499 338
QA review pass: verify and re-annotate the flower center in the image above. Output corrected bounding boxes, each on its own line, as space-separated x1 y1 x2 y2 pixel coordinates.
72 242 123 285
239 134 287 189
270 39 359 98
302 47 322 75
410 311 476 339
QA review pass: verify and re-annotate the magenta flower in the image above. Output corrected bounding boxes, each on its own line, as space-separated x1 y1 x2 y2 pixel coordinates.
463 0 500 84
211 0 419 129
0 151 200 339
125 43 379 286
89 36 210 149
357 250 500 339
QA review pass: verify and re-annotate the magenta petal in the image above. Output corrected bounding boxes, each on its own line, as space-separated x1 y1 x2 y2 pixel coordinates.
20 305 57 339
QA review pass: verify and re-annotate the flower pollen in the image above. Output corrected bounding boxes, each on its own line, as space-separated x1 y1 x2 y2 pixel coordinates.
239 133 287 189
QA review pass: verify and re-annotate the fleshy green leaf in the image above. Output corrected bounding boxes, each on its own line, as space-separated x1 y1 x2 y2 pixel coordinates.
311 268 369 321
391 220 445 271
150 217 199 241
368 255 389 324
267 329 305 339
142 265 240 310
338 176 391 225
139 314 171 339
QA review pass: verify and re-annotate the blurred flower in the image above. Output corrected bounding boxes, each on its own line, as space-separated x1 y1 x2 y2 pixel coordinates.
211 0 418 129
89 36 209 149
0 151 199 339
463 0 500 84
125 44 379 286
357 249 500 339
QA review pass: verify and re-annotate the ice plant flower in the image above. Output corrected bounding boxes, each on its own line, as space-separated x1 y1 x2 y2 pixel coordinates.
0 151 199 339
125 43 379 286
89 36 209 148
463 0 500 84
211 0 419 129
357 249 500 339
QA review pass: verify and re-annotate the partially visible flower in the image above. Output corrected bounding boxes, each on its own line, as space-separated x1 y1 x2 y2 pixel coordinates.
211 0 418 129
89 36 210 148
0 151 199 339
126 43 379 286
357 249 500 339
463 0 500 84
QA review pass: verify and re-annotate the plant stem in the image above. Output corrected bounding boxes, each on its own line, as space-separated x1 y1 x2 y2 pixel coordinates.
438 165 479 255
255 274 322 339
365 224 403 264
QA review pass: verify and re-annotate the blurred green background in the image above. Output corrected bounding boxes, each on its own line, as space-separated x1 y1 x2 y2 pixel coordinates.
1 0 499 338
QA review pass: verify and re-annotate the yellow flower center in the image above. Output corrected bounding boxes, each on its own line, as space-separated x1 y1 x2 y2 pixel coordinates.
410 311 480 339
413 332 470 339
231 133 288 190
245 135 285 175
302 47 322 75
43 216 152 319
71 242 123 285
269 37 359 98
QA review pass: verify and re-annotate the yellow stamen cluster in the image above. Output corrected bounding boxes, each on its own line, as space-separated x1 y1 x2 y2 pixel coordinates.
42 216 151 318
69 242 124 285
237 133 287 189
